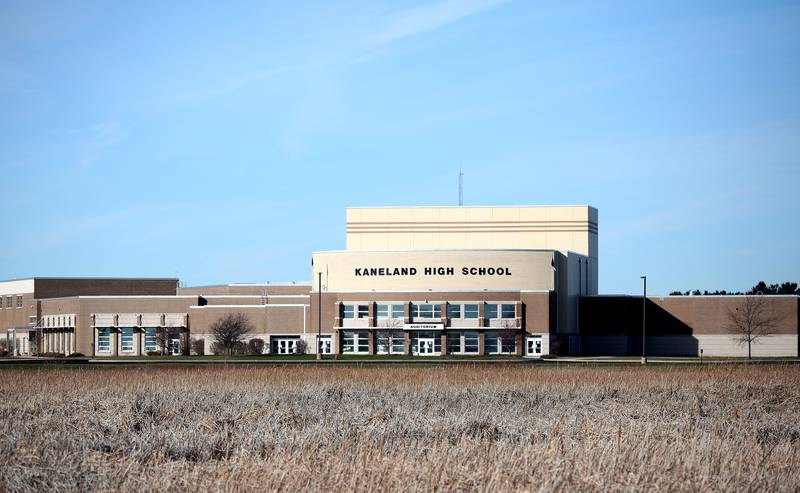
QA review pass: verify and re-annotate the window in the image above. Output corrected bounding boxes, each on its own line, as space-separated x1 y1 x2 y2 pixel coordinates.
411 303 441 319
0 296 3 308
342 330 355 352
464 304 479 319
485 304 498 319
502 304 516 319
391 333 405 354
392 304 404 319
16 295 22 308
485 331 499 353
342 304 355 319
377 304 389 318
464 332 479 353
446 304 461 319
121 328 134 352
97 328 110 353
7 296 13 309
376 330 404 354
357 304 369 319
447 333 461 354
342 330 369 354
144 328 157 352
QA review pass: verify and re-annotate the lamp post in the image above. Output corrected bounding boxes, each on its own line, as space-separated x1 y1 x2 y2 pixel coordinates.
317 271 322 360
641 275 647 365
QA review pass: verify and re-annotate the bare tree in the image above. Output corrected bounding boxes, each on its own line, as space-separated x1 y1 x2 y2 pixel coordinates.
726 295 779 359
155 327 183 355
498 320 518 354
378 318 404 354
211 313 253 356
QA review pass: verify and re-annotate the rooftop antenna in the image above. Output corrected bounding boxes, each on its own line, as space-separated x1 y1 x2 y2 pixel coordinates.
458 168 464 206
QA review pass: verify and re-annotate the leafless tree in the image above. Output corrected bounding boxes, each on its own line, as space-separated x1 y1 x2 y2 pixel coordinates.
211 313 253 356
155 327 183 355
499 320 518 354
378 318 404 354
726 295 779 359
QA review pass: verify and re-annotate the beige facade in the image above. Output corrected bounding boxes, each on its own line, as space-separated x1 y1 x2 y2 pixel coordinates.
346 205 598 294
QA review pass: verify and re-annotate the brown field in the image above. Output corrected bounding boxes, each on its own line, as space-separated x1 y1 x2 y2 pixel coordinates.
0 364 798 492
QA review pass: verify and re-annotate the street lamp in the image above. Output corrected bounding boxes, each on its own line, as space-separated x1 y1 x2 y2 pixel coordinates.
641 275 647 365
317 271 322 360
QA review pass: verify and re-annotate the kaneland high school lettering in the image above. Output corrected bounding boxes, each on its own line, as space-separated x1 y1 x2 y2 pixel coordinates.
354 266 512 276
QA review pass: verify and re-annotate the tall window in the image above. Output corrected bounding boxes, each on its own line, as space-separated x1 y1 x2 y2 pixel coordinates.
16 295 22 308
342 305 355 319
7 296 13 308
485 331 498 353
144 328 157 352
464 332 479 353
121 328 134 352
446 304 461 319
411 303 441 319
464 304 479 319
357 304 369 319
485 304 498 319
501 304 516 319
97 328 111 353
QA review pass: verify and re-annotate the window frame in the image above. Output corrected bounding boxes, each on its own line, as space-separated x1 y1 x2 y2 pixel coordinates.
485 303 498 319
120 327 134 353
357 304 370 319
97 328 111 353
501 303 516 319
463 304 479 319
342 304 355 319
446 303 461 319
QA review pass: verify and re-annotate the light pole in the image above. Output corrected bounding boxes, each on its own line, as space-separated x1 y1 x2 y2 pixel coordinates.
317 271 322 360
641 275 647 365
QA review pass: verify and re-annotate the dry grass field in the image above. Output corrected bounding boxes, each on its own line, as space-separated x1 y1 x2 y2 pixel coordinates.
0 364 798 492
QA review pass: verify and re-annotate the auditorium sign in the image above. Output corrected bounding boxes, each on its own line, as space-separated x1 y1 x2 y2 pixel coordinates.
354 266 512 277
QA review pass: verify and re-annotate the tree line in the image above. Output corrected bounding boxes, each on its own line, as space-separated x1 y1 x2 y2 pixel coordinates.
669 281 799 296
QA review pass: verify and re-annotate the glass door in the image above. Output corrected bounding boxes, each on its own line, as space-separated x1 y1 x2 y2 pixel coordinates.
526 336 542 357
417 338 435 355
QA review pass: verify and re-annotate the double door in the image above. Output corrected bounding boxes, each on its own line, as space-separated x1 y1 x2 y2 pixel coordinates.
526 336 542 357
417 337 435 355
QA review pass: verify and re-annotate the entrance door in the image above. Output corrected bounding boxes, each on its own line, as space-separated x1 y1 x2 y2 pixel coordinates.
526 336 542 357
417 337 435 355
169 338 181 356
318 337 332 354
278 339 297 355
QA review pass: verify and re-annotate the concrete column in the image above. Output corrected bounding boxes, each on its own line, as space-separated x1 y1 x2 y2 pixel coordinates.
367 330 375 354
114 328 119 357
478 303 485 328
403 331 411 355
478 331 485 356
368 303 376 328
515 332 523 356
440 333 447 355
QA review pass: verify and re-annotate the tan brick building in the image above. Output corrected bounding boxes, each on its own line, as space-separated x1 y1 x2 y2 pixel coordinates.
2 204 797 358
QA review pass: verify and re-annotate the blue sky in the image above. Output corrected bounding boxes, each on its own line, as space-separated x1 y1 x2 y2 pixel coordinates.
1 0 798 295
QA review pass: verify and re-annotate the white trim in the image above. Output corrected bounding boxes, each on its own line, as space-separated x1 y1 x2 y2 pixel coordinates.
190 304 310 309
309 289 551 294
41 295 199 302
200 294 310 298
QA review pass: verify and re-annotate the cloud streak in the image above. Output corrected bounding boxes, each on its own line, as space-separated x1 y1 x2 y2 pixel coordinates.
368 0 509 45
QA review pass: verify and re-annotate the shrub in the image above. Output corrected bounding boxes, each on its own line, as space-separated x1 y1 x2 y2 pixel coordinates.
146 351 162 357
232 341 247 355
66 352 86 358
0 340 6 352
295 340 307 355
0 350 8 358
41 352 66 358
210 343 224 356
247 338 264 355
191 338 205 356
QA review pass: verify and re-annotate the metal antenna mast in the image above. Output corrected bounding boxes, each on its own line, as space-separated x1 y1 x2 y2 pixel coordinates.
458 168 464 206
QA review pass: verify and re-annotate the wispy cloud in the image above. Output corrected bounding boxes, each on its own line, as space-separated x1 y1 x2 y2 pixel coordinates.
64 122 127 170
368 0 509 45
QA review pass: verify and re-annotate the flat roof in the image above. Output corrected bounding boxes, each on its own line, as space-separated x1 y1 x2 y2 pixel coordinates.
181 282 311 289
347 204 596 209
0 276 179 283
